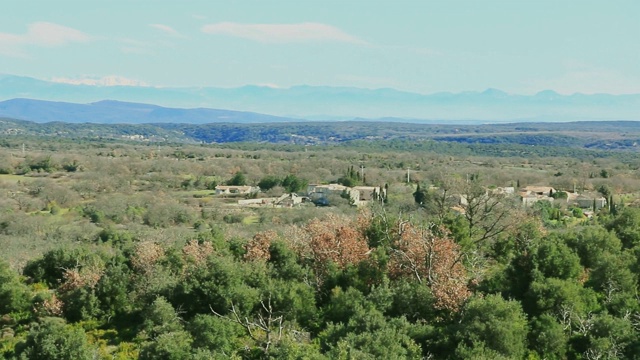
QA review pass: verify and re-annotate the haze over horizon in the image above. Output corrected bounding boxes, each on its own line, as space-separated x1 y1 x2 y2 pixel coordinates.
1 1 639 96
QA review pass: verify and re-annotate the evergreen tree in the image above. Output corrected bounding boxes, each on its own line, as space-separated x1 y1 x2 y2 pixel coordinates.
18 318 94 360
227 172 247 186
413 183 427 205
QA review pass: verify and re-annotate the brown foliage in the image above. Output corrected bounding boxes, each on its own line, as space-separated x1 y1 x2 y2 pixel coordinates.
58 265 103 293
305 213 370 270
34 293 64 317
182 239 215 266
285 212 370 284
389 222 470 312
181 239 215 277
245 230 278 262
388 222 428 280
130 241 165 274
428 236 471 312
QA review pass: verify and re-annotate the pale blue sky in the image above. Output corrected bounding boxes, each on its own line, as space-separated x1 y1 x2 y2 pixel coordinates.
1 0 638 94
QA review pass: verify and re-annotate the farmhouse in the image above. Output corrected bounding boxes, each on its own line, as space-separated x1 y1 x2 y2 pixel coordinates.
519 186 555 206
307 184 385 206
215 185 256 195
237 193 305 208
307 184 353 204
523 186 556 197
574 194 607 210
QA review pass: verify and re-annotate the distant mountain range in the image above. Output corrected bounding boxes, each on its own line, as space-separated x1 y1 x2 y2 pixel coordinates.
1 74 639 122
0 98 298 124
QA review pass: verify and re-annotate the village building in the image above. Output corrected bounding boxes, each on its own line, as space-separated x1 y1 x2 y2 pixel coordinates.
519 186 556 206
522 186 556 197
237 193 305 208
215 185 256 195
574 194 607 210
307 184 352 204
494 186 515 195
307 184 385 206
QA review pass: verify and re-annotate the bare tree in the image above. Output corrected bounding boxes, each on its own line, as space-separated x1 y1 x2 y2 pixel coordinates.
210 295 284 354
458 179 520 245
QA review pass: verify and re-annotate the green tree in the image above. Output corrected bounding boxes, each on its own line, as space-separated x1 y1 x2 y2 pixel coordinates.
0 260 31 315
607 208 640 248
17 317 94 360
387 279 435 322
529 314 568 360
227 171 247 186
597 184 612 197
454 294 528 359
95 262 132 321
141 297 184 338
136 296 197 360
258 176 281 191
336 176 356 187
267 240 308 282
535 239 582 280
171 255 260 318
320 301 423 359
563 226 622 268
187 314 244 355
585 313 635 359
281 174 308 193
139 330 194 360
527 277 599 318
23 247 103 288
586 251 637 315
60 287 102 323
412 183 427 206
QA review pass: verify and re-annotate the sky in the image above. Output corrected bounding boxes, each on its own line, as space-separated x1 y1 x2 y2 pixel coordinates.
1 0 639 95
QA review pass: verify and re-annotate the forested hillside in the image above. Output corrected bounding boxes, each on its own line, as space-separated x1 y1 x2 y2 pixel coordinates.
2 136 640 359
4 117 640 152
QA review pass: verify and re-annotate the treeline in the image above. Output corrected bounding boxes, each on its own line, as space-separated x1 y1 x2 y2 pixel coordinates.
4 117 640 151
431 133 583 147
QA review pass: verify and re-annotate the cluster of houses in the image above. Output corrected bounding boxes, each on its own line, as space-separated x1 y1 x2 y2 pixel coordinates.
519 186 607 210
213 182 606 212
306 184 386 207
214 183 386 208
444 185 608 221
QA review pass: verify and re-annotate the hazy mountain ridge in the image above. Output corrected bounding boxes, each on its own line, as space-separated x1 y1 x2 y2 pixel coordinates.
0 98 300 124
1 74 639 121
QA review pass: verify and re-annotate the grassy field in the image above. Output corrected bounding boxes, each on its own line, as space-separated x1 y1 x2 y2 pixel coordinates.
0 174 32 183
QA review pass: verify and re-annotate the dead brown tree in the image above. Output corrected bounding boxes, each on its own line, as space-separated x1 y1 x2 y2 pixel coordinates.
388 221 471 312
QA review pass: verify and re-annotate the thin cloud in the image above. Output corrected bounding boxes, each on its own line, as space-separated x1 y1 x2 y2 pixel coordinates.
27 22 90 46
50 75 149 87
0 22 90 57
149 24 185 38
201 22 366 44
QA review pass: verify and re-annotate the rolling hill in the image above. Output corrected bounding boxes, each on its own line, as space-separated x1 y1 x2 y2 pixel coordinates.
0 98 300 124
